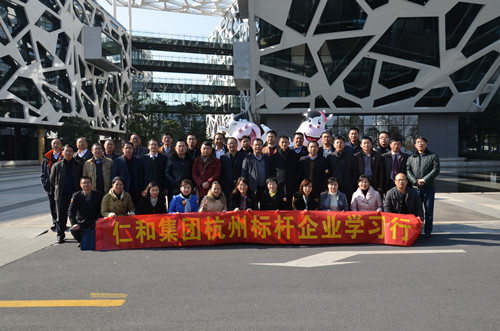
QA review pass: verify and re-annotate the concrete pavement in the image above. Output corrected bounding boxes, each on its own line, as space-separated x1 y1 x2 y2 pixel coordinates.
1 166 500 267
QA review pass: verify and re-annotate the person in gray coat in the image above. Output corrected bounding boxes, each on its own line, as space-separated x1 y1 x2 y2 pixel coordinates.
383 173 424 221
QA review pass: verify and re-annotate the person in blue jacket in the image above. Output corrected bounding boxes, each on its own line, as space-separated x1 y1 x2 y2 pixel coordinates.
168 179 199 213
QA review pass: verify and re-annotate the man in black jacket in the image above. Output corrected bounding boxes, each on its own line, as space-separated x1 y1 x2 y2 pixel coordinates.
382 137 409 192
220 137 245 205
327 136 358 205
271 135 300 208
68 176 103 247
165 140 193 198
383 173 424 220
355 136 385 195
50 145 83 243
300 141 328 197
139 139 168 194
40 138 62 232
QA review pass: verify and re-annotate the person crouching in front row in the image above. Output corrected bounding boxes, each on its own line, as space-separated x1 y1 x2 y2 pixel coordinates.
169 179 199 213
259 177 286 210
198 181 226 212
136 181 167 215
292 179 318 211
319 177 349 211
230 177 257 211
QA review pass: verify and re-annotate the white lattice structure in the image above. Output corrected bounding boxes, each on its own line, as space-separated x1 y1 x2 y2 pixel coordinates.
240 0 500 116
105 0 234 16
0 0 132 133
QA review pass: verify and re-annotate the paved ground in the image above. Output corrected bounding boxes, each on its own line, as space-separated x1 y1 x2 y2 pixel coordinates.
1 166 500 330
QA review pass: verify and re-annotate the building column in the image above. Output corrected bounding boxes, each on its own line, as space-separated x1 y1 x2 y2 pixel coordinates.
418 114 459 158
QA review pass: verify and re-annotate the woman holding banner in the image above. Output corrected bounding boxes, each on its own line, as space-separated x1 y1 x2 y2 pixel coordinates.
198 181 226 212
230 177 257 211
136 181 167 215
292 179 318 211
101 177 136 217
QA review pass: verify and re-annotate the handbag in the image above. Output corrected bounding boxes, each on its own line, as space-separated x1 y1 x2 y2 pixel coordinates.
80 229 96 250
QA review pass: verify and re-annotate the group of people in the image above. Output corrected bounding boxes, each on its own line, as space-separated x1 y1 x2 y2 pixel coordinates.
40 128 440 246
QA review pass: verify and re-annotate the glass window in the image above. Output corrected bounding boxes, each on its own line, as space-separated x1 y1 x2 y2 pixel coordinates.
35 10 61 32
364 0 388 10
379 62 419 89
315 95 329 108
101 33 122 68
450 51 499 92
56 32 70 62
445 2 482 50
73 0 88 25
415 87 453 107
0 0 28 42
17 33 35 65
318 36 373 85
344 57 376 99
259 71 310 97
371 17 440 67
462 16 500 58
37 42 54 68
256 17 283 49
0 99 24 118
286 0 321 35
7 77 44 108
42 85 72 113
261 44 317 77
374 87 421 107
81 79 94 100
83 95 95 117
0 55 20 89
39 0 60 14
406 0 429 5
43 70 71 95
314 0 367 35
333 96 361 108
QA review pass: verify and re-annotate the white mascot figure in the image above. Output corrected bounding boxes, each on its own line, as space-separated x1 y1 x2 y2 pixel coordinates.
219 113 271 149
295 109 333 147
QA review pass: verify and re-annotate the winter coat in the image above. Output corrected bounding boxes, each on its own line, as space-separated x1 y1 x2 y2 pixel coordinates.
350 186 383 212
101 188 135 217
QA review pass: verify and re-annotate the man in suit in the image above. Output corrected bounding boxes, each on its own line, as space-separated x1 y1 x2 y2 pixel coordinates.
271 135 300 208
220 137 245 205
242 138 271 197
68 176 103 247
319 131 334 157
112 141 141 203
82 143 113 194
213 132 227 159
139 139 168 194
327 136 358 205
186 134 201 161
165 140 193 198
382 137 409 192
300 141 328 197
74 137 92 163
355 136 385 195
130 133 149 157
292 132 308 158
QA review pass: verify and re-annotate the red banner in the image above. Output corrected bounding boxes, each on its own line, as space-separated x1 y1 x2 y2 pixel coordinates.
95 211 421 250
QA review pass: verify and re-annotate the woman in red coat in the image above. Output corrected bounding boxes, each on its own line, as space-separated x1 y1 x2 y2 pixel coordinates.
192 141 221 199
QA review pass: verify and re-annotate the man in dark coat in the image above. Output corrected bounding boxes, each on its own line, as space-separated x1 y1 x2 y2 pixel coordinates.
68 176 103 246
139 139 168 193
165 140 193 198
74 137 92 163
186 134 201 161
50 144 83 243
220 137 245 205
355 136 385 195
270 135 300 207
382 137 409 192
327 136 358 205
383 173 424 220
292 132 308 158
300 141 328 197
40 138 62 232
242 138 271 197
130 133 149 157
112 141 140 203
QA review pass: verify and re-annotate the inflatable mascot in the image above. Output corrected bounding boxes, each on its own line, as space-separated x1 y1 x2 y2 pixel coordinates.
295 109 333 147
219 113 272 149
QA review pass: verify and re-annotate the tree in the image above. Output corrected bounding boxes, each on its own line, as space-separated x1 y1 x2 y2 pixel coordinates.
57 116 95 146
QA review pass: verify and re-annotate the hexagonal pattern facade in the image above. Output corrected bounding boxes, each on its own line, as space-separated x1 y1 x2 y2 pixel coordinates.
0 0 132 133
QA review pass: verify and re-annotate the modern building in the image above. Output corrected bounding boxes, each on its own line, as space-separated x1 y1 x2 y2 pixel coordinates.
0 0 132 163
230 0 500 156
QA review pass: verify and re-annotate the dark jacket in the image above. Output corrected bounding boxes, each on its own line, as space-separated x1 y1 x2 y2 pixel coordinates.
139 153 168 192
327 150 358 203
192 155 221 198
41 149 62 194
242 154 271 194
291 193 318 210
74 149 92 163
112 155 140 193
136 196 167 215
68 190 103 228
383 186 424 219
270 148 301 196
187 147 201 161
292 145 308 158
344 141 361 154
104 152 120 160
355 150 386 193
229 191 257 211
259 189 287 210
406 149 440 188
50 158 83 201
319 191 349 211
133 145 149 158
165 153 193 196
299 155 328 195
220 151 245 200
382 151 409 192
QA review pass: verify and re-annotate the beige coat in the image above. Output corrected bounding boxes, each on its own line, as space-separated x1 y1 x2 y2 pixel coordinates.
83 157 113 193
101 188 135 217
198 191 227 212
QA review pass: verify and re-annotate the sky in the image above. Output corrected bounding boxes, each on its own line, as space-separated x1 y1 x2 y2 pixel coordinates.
96 1 223 36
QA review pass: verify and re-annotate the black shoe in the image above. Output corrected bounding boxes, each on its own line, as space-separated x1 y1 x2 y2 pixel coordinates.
77 243 81 248
50 224 57 232
424 233 432 239
56 236 65 244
